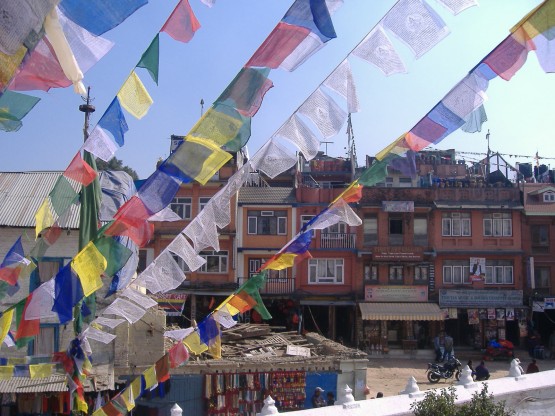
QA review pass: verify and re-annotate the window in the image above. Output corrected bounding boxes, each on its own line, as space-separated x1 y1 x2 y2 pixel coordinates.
389 265 403 283
301 215 314 229
138 249 154 273
483 213 512 237
389 216 403 245
442 213 471 237
199 251 228 273
531 225 549 253
534 267 550 289
170 197 192 219
364 264 378 282
247 210 287 235
399 177 412 187
308 259 344 284
442 261 470 284
543 192 555 202
414 265 428 282
323 222 347 234
249 258 287 279
413 217 428 246
37 260 63 284
199 197 211 212
363 217 378 246
485 260 513 284
30 325 59 356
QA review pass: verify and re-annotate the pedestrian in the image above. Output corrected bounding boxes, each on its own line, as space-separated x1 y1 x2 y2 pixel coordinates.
444 333 454 361
433 333 445 362
475 360 490 381
311 387 325 408
326 391 335 406
526 359 540 374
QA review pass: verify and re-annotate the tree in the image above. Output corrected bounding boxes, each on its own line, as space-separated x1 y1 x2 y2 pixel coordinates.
411 385 513 416
95 157 139 180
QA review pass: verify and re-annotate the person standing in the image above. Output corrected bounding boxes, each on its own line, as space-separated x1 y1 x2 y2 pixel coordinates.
311 387 325 408
444 333 454 361
433 333 445 362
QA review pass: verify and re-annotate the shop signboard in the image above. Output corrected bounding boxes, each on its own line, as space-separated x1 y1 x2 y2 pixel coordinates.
382 201 414 212
372 246 423 261
365 285 428 302
439 289 522 308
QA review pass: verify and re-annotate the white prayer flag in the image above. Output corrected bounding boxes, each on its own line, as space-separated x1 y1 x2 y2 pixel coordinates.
280 32 324 72
275 114 320 160
167 234 206 272
83 126 118 161
434 0 478 15
298 88 347 139
102 298 146 324
25 279 56 320
250 139 297 179
121 287 158 309
323 60 360 112
214 307 237 329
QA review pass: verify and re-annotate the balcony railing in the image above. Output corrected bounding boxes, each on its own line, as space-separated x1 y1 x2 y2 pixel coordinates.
238 277 296 294
320 233 356 249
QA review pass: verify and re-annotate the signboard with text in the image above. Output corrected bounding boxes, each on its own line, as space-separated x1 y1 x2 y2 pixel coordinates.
365 285 428 302
439 289 523 308
372 246 423 262
382 201 414 212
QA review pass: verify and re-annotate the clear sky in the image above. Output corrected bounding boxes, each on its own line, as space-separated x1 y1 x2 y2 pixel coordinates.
1 0 553 179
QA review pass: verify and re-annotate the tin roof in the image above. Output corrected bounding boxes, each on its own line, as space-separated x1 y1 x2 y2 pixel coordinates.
0 375 67 393
238 187 295 205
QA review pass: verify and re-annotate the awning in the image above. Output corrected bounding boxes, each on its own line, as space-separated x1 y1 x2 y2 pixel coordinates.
359 302 443 321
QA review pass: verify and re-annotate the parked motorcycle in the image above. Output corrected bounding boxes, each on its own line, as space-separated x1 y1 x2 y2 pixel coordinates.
426 358 462 383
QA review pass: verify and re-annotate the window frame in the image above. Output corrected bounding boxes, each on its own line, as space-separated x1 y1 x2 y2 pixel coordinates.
247 210 288 236
388 265 404 284
441 212 471 237
308 259 344 284
442 262 471 285
483 213 512 237
170 197 192 220
199 250 228 274
363 217 378 246
364 264 378 282
199 197 211 212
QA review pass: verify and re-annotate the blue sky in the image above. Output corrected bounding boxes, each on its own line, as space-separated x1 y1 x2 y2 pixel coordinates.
1 0 553 179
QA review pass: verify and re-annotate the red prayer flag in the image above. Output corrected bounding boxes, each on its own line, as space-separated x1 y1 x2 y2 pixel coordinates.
161 0 201 43
229 291 257 313
103 402 123 416
52 352 75 374
64 153 97 186
246 22 310 69
104 196 154 247
14 294 40 340
169 342 189 368
43 223 62 245
0 266 21 285
155 354 170 382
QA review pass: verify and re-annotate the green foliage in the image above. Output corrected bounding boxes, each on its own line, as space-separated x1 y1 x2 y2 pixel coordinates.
411 385 513 416
95 157 139 180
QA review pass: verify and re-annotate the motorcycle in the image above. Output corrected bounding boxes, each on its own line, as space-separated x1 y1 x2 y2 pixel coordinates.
426 357 462 383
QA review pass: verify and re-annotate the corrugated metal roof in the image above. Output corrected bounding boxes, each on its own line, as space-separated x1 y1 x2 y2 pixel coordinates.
238 187 295 205
0 172 80 229
434 201 523 210
359 302 443 321
0 374 68 393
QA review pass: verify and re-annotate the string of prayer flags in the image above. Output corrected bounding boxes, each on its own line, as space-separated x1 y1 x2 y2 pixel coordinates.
58 0 148 36
282 0 337 42
383 0 450 59
137 34 160 85
0 90 41 132
161 0 201 44
323 60 360 113
0 236 31 285
435 0 478 15
519 0 555 40
298 87 347 139
159 136 232 185
52 264 84 324
275 114 320 160
184 205 220 252
215 67 274 117
352 24 407 76
117 71 153 119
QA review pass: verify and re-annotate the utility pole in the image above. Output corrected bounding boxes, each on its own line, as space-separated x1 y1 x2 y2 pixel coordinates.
486 129 491 183
200 98 204 117
79 86 95 142
346 113 357 182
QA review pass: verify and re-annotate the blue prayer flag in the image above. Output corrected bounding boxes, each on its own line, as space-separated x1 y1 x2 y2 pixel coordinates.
98 98 128 147
52 264 84 324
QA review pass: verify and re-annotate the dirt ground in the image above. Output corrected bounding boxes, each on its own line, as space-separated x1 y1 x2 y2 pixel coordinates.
364 355 546 399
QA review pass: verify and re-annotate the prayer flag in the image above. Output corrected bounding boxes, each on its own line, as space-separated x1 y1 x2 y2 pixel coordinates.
0 366 14 380
323 60 360 113
275 114 320 160
213 306 237 329
340 183 362 203
167 234 206 272
59 0 148 36
435 0 477 15
143 365 157 390
117 71 153 119
25 279 56 320
482 28 535 81
161 0 201 43
521 0 555 39
121 385 135 411
281 32 325 72
137 170 182 214
155 355 170 382
98 98 128 147
52 264 84 324
29 364 54 379
72 241 106 297
0 45 27 92
407 117 447 151
240 273 272 320
14 295 40 344
461 105 488 133
49 175 80 216
358 159 389 187
92 408 108 416
388 151 418 177
0 236 30 285
169 341 190 368
427 102 465 139
137 34 159 84
207 330 221 359
83 126 118 162
250 138 297 179
228 291 257 313
135 251 185 293
0 310 13 345
197 315 220 346
103 298 146 324
264 253 297 271
0 90 41 132
94 236 132 278
352 24 406 76
216 67 273 117
64 153 97 186
183 332 208 355
159 136 232 185
298 87 347 139
282 0 337 42
130 377 142 400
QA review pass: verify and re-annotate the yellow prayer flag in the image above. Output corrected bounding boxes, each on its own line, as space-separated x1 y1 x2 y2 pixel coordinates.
207 333 222 359
143 365 157 390
71 241 107 296
130 377 142 400
121 385 135 411
183 332 208 355
7 357 26 365
35 198 55 238
76 396 88 413
117 71 153 119
516 1 555 38
0 309 13 346
0 366 14 380
214 295 234 312
189 108 244 147
375 134 409 161
264 253 296 271
92 408 108 416
224 302 240 316
29 363 54 379
0 45 27 89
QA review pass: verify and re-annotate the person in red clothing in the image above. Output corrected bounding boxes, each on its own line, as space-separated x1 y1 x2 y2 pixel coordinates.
526 359 540 374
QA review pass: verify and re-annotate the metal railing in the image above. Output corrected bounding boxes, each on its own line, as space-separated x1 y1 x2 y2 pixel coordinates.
320 233 356 248
238 277 296 294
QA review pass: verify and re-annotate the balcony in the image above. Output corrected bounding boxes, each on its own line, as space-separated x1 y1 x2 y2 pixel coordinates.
320 233 356 249
238 277 296 294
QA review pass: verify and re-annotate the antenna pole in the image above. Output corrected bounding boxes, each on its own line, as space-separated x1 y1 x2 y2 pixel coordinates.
79 86 95 143
486 129 490 182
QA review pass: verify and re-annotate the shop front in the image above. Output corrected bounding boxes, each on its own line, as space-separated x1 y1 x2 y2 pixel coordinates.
358 285 443 354
439 289 526 349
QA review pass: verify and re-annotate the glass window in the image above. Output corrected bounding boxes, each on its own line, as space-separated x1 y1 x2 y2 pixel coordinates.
484 260 513 284
170 197 192 219
33 325 59 356
389 265 403 283
363 217 378 246
37 260 63 284
531 225 549 253
442 261 471 284
364 264 378 282
543 192 555 202
308 259 344 284
483 213 512 237
535 267 550 289
413 217 428 246
247 210 287 235
442 213 471 237
199 197 211 212
199 251 228 273
323 222 347 234
414 265 428 282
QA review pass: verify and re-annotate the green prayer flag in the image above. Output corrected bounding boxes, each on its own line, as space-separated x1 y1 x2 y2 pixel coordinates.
137 34 160 84
49 176 79 216
239 272 272 319
94 236 132 277
0 90 40 132
357 158 389 187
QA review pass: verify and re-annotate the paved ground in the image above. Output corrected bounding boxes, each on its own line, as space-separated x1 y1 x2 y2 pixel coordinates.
364 353 551 399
